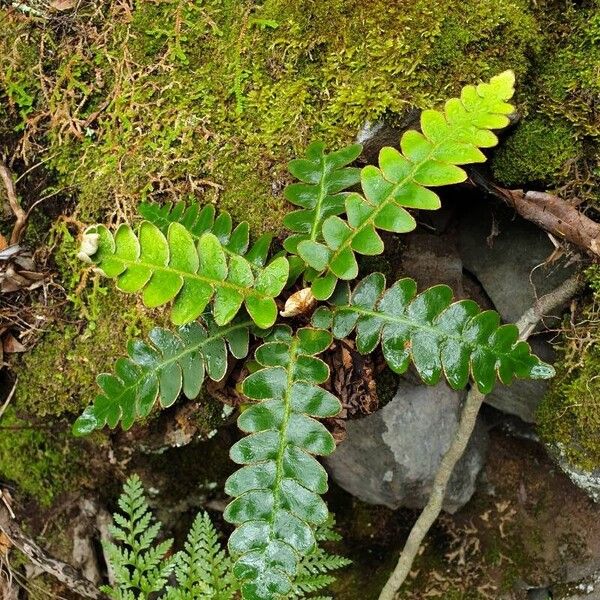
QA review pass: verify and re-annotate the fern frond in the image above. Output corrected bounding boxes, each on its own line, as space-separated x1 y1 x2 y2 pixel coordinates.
73 315 252 435
282 142 362 259
164 512 238 600
139 202 275 270
223 327 341 600
291 527 351 599
292 71 516 300
102 475 174 600
81 220 288 328
312 272 555 393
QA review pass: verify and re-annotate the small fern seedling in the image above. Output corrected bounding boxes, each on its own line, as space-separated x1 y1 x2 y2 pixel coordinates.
74 71 556 600
103 477 350 600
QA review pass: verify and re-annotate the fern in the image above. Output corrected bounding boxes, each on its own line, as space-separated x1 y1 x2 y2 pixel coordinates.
292 71 516 299
163 512 238 600
290 517 352 599
282 142 362 259
139 202 275 271
224 326 341 600
101 475 174 600
73 314 253 435
104 477 348 600
80 220 288 328
312 273 555 393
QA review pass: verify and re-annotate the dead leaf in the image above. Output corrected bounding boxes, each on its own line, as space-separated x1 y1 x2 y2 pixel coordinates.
0 235 7 252
280 287 316 317
2 334 26 353
0 531 11 556
50 0 76 10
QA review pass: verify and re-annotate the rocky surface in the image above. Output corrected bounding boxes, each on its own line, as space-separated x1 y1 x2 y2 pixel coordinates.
325 379 488 513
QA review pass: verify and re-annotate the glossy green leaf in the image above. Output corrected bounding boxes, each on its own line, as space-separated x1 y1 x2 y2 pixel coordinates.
73 315 253 435
290 71 516 298
225 328 340 600
81 221 288 329
315 272 555 393
283 142 362 275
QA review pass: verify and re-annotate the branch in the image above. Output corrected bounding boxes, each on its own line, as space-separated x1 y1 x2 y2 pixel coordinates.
0 164 27 246
470 171 600 259
0 506 105 599
378 273 584 600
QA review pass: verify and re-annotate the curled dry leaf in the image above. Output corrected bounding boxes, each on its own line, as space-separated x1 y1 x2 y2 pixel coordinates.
0 247 45 293
0 531 11 556
280 286 316 317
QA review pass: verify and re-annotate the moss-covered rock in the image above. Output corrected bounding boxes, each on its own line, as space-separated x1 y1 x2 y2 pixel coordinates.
492 0 600 202
0 407 92 506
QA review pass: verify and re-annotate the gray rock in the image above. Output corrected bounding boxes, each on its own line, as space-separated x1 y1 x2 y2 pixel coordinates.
325 379 488 513
458 200 577 324
554 447 600 502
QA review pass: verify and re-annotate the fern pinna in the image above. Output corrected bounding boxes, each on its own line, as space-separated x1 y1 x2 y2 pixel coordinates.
224 327 340 600
312 273 554 393
73 315 253 434
73 72 556 600
81 220 288 328
289 70 517 299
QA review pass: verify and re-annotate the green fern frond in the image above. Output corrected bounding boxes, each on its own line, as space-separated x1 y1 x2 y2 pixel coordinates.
101 475 174 600
163 512 238 600
312 272 555 393
291 518 351 599
282 142 362 259
223 327 341 600
73 315 253 435
292 71 516 300
139 202 275 270
80 220 288 328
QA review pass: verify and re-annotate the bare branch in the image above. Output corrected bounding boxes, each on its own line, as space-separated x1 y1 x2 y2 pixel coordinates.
378 273 584 600
0 164 27 246
0 506 105 599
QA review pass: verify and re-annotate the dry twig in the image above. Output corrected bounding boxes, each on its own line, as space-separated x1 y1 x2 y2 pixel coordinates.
378 273 584 600
0 505 105 599
0 164 27 246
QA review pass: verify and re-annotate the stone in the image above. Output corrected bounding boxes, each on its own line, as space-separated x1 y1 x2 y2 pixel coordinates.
457 199 577 325
325 379 488 513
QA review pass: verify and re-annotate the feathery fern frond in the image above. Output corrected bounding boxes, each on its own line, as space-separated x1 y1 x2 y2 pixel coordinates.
163 512 238 600
139 202 275 269
73 315 253 435
282 142 362 259
293 71 516 300
80 221 288 328
101 475 174 600
312 272 555 393
223 327 341 600
290 517 351 599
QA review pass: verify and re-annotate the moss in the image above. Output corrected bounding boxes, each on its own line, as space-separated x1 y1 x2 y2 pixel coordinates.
492 0 600 201
0 407 87 506
537 275 600 470
492 116 581 186
1 0 544 234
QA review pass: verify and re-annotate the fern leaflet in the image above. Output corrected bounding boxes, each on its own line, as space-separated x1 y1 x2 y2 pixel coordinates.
80 220 288 328
224 327 341 600
101 475 174 600
293 71 516 300
73 315 252 435
312 272 555 393
139 202 275 271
